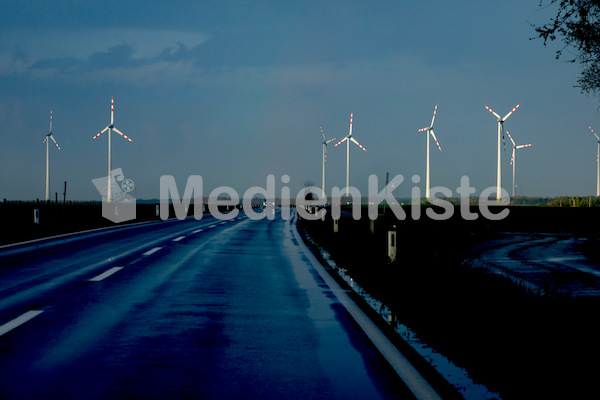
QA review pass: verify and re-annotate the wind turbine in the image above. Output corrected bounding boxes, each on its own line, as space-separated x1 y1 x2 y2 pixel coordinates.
484 103 521 201
320 126 336 199
92 97 133 202
588 126 600 196
418 104 442 199
42 110 61 201
505 130 532 198
334 112 367 197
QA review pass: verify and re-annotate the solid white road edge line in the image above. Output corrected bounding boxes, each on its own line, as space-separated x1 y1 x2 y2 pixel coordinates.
89 267 124 282
0 310 44 337
192 229 203 233
291 217 443 400
173 236 186 242
143 247 163 256
0 214 200 250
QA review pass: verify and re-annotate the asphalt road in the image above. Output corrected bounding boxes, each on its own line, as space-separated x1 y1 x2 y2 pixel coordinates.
471 233 600 296
0 210 415 399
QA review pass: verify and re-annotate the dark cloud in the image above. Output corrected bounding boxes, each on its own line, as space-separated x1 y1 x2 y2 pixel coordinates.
28 41 208 74
87 43 140 69
32 56 79 70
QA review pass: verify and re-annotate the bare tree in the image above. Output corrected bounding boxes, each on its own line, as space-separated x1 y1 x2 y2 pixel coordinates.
303 181 315 201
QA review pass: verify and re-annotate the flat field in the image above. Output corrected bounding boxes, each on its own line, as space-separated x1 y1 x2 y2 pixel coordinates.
298 205 600 399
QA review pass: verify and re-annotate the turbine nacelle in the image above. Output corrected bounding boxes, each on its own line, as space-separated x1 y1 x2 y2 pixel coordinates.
92 97 133 203
418 104 442 152
589 126 600 142
484 103 521 201
333 112 366 152
335 111 366 197
42 111 61 150
92 98 134 143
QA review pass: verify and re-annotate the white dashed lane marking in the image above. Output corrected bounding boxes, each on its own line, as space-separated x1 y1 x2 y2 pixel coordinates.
143 247 163 256
89 267 124 282
0 310 44 337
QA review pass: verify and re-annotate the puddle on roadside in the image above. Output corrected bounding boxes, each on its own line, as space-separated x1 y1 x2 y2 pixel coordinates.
304 235 502 400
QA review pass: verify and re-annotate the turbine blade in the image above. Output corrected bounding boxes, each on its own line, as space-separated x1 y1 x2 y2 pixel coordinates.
506 130 516 146
418 127 429 132
49 110 53 133
112 127 134 143
348 112 353 137
326 137 336 144
430 103 438 127
320 126 326 141
502 125 506 152
92 126 109 140
510 149 515 166
430 130 442 152
111 96 114 125
42 135 48 144
516 144 532 149
324 148 327 163
484 105 501 119
334 137 348 148
589 126 600 141
503 103 521 121
350 137 367 152
50 135 61 151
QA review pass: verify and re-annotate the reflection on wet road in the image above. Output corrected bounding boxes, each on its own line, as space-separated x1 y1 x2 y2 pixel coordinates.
472 234 600 296
0 211 411 399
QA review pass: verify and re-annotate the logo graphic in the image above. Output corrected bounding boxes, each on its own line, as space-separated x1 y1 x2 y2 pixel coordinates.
92 168 136 223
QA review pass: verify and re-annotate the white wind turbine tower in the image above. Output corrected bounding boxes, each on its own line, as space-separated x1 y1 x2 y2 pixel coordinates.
588 126 600 196
92 97 134 202
42 110 61 201
320 126 336 198
334 112 367 197
418 104 442 199
505 130 532 197
484 103 521 201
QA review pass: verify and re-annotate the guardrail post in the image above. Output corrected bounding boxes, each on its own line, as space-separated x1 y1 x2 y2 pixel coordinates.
333 218 339 233
33 209 40 225
388 226 397 262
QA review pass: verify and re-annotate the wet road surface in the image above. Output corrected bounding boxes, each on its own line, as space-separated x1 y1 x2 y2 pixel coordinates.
471 233 600 296
0 211 415 399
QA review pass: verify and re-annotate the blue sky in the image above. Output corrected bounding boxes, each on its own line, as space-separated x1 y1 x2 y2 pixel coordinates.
1 1 598 201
